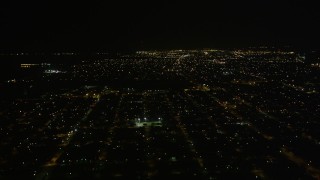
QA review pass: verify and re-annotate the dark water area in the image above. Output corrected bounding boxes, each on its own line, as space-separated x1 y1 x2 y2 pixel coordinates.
0 54 82 81
0 55 41 81
0 53 125 81
0 60 19 81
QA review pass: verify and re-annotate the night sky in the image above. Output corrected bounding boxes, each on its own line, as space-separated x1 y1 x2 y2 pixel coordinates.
1 0 319 51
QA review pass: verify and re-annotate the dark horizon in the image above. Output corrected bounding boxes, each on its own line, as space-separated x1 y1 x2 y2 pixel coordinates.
1 1 320 52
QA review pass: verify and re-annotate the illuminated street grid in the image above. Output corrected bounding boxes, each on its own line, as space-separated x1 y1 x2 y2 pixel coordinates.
0 49 319 179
